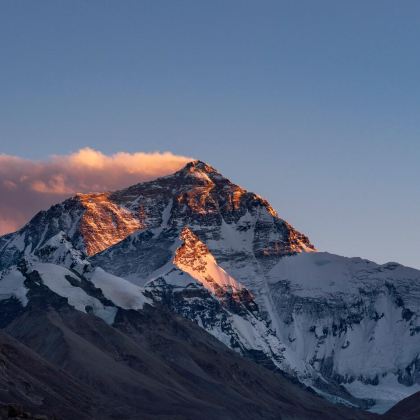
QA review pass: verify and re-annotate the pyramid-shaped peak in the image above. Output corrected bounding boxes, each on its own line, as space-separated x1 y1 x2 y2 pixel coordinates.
174 160 228 183
181 160 219 174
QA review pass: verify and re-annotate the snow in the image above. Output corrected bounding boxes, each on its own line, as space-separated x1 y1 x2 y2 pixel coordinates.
159 268 198 288
231 313 271 351
174 229 245 295
189 252 242 293
344 375 420 414
205 213 256 255
145 267 288 372
261 251 420 406
150 199 173 237
267 252 372 297
0 268 28 305
268 251 420 300
37 231 86 268
185 169 213 183
161 199 173 227
33 263 117 324
7 232 26 252
90 267 149 310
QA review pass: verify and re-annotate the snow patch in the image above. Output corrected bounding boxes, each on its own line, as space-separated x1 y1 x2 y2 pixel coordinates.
344 375 420 414
90 267 149 310
33 263 117 324
0 268 28 305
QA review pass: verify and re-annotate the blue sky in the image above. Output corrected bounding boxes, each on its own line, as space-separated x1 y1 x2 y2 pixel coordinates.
1 1 419 268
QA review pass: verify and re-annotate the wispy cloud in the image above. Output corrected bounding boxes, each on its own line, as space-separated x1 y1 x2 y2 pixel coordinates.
0 148 193 235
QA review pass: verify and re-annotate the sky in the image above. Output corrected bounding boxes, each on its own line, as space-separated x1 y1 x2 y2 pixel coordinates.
0 1 419 269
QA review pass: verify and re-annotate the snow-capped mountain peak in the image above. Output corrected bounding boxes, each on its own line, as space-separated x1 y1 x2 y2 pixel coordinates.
1 160 418 413
0 161 315 266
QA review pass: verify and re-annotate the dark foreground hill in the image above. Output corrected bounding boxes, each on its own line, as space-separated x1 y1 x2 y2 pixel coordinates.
0 296 373 420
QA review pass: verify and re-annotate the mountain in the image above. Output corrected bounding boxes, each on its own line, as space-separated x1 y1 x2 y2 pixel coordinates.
0 280 374 420
0 160 419 417
0 161 313 266
384 391 420 419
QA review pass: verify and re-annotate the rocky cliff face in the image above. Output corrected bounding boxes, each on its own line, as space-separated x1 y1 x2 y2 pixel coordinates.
0 160 419 414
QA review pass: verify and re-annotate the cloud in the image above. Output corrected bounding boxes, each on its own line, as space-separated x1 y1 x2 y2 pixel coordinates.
0 148 193 235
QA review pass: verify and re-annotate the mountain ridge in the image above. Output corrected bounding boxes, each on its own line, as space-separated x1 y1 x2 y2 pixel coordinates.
0 160 419 416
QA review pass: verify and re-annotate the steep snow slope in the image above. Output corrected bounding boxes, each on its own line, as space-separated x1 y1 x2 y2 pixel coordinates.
90 267 148 310
174 227 246 296
0 268 28 306
262 252 420 411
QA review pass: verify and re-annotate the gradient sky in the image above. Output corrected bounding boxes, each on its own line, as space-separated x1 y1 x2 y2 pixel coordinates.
1 1 419 268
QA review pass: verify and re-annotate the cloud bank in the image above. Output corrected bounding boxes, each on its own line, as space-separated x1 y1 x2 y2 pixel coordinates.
0 148 193 235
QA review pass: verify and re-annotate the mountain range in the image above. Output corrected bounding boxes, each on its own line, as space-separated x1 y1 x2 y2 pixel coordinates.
0 160 419 419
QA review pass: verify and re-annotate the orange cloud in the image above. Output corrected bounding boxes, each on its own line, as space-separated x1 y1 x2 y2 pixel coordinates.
0 217 20 236
0 148 193 235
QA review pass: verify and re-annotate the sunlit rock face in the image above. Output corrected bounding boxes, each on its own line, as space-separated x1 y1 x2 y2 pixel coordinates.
1 160 419 413
77 193 143 255
174 227 246 297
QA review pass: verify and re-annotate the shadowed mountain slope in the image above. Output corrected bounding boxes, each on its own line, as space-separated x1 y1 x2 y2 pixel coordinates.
1 295 373 420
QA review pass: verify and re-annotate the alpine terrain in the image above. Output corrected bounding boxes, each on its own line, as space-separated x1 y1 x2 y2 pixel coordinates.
0 160 419 419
